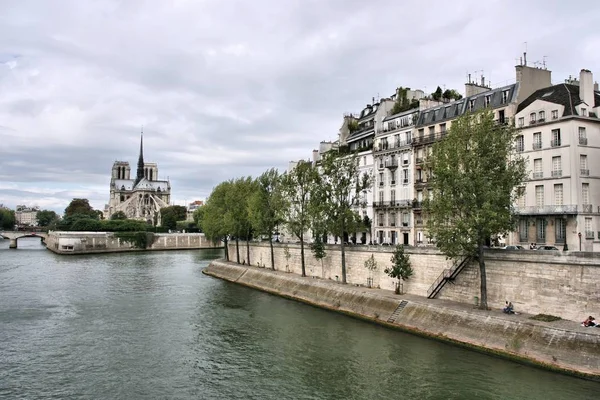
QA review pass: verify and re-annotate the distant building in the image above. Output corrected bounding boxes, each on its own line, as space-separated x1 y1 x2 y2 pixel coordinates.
104 134 171 225
15 205 39 226
187 200 204 221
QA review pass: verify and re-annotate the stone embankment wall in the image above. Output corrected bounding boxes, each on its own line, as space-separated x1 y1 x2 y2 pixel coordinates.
229 242 600 322
46 231 220 254
204 260 600 379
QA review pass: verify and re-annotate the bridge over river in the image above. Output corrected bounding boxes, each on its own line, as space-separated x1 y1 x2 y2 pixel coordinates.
0 231 48 249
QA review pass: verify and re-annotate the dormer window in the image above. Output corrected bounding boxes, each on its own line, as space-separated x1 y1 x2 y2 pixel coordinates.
530 113 536 123
469 100 475 111
485 95 491 107
581 108 587 116
539 111 545 121
552 110 559 120
518 117 524 127
502 90 509 103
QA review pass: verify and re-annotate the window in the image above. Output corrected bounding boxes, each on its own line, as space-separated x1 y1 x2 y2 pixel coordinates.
402 213 410 227
485 95 491 107
391 189 396 202
581 108 587 116
379 191 384 203
535 185 544 206
518 117 524 127
530 113 536 123
378 213 384 227
581 155 589 176
582 183 590 204
440 123 446 133
551 129 561 147
406 131 412 143
418 128 424 138
539 110 545 121
533 132 542 149
402 169 409 184
585 218 593 239
519 219 528 241
555 218 566 243
402 152 409 165
379 157 384 169
536 218 546 241
428 126 435 136
502 90 509 103
552 156 561 177
379 172 384 186
498 109 505 124
517 186 526 208
533 158 543 179
469 99 475 111
579 127 587 145
390 170 396 185
363 156 366 166
551 110 558 120
515 135 524 152
390 213 396 227
554 184 563 205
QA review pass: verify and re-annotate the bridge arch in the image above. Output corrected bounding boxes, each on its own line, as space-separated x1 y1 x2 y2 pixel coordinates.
1 231 48 249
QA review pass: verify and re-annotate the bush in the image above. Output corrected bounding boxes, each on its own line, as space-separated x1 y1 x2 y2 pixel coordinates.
529 314 562 322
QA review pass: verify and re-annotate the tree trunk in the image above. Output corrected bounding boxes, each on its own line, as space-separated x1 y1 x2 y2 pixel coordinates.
224 238 229 261
269 239 275 270
300 232 306 277
246 227 251 265
340 231 347 283
478 243 488 310
235 237 240 264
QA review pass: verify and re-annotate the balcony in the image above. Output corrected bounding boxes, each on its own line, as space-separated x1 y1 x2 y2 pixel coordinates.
373 200 412 209
532 142 542 150
513 205 578 215
529 120 537 125
551 170 562 178
379 182 384 187
538 118 545 123
390 180 396 185
378 163 384 169
582 204 593 213
416 219 424 226
533 172 543 179
416 157 424 164
581 169 589 176
385 159 398 169
515 145 524 152
579 137 588 145
390 222 396 227
551 139 561 147
412 200 423 209
586 231 594 239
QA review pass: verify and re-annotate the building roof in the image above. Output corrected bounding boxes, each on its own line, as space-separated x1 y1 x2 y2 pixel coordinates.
416 83 518 127
113 178 170 192
516 83 600 116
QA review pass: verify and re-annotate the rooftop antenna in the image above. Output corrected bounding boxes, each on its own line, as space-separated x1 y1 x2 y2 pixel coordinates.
523 41 528 66
542 55 547 69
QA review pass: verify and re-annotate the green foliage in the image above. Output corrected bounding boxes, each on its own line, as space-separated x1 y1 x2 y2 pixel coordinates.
110 211 127 220
114 231 156 249
424 109 527 309
347 119 359 133
160 205 187 230
390 87 420 115
176 220 199 232
36 210 59 227
432 86 443 101
364 253 378 272
529 314 562 322
192 206 205 232
310 236 326 261
248 170 282 267
64 198 97 218
443 89 463 101
384 245 413 281
0 208 16 230
70 218 103 231
319 151 371 283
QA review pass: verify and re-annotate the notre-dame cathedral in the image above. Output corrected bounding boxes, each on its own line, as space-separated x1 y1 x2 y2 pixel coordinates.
104 135 171 225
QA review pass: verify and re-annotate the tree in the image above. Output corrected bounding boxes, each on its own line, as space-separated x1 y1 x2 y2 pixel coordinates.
385 245 413 294
364 253 378 288
36 210 59 227
443 89 463 101
319 151 371 283
424 109 526 309
0 208 15 230
432 86 443 101
281 162 320 276
225 177 256 264
110 211 127 220
203 181 233 261
249 169 283 270
64 198 97 218
160 205 187 230
192 206 205 232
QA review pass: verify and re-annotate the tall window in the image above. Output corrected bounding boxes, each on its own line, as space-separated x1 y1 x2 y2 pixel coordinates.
555 218 566 243
402 169 409 184
516 135 524 152
533 158 543 179
536 218 546 241
517 186 526 208
530 112 536 123
390 189 396 203
579 127 587 145
390 213 396 227
533 132 542 149
378 191 384 203
379 172 384 186
582 183 590 204
585 218 593 239
580 155 589 176
535 185 544 206
390 170 396 184
552 156 561 177
402 213 409 226
581 108 587 116
518 117 524 127
551 129 561 147
519 219 528 242
502 90 509 103
402 152 409 165
554 184 563 205
539 110 545 121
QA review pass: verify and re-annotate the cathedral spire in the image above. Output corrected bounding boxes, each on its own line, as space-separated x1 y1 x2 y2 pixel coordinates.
135 128 145 185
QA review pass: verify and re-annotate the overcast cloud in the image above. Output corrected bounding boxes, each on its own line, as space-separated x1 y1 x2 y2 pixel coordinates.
1 0 599 213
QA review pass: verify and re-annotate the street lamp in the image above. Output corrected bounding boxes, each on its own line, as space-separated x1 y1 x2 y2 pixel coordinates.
578 232 582 251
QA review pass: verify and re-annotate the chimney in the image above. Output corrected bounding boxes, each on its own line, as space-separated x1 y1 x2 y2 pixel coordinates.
579 69 594 107
312 150 319 164
515 64 552 104
595 81 599 91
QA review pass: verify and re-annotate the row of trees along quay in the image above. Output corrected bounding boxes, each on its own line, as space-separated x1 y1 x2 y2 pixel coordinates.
197 109 526 310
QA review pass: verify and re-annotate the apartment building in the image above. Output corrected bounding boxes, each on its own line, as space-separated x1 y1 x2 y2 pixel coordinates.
510 69 600 251
411 63 552 245
15 205 39 227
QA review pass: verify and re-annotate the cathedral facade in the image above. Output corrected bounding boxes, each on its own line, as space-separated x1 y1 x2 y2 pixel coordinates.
104 135 171 225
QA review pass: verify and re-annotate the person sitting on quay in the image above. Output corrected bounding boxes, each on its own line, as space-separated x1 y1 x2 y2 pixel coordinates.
581 316 598 327
503 301 514 314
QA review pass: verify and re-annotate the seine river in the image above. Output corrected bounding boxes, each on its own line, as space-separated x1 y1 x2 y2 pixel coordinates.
1 237 599 399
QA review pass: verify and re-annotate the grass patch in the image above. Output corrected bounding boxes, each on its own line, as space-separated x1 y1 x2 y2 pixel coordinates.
529 314 562 322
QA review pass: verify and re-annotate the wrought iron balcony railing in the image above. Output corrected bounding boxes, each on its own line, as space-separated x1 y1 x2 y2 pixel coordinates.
513 205 578 215
581 169 589 176
551 170 562 178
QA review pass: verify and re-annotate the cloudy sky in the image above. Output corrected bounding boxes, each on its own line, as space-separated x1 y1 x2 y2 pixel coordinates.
1 0 599 214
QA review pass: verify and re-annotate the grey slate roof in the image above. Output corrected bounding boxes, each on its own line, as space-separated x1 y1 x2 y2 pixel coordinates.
114 178 169 192
516 83 600 116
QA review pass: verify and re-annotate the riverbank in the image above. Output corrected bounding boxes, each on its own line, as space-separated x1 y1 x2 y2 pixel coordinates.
45 231 222 254
204 259 600 380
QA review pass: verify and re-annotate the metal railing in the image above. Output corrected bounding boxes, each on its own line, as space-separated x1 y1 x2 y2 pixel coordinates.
533 172 543 179
581 169 589 176
579 137 588 145
586 231 595 239
513 205 578 215
551 139 561 147
385 160 398 168
582 204 593 213
427 257 472 299
532 142 542 150
551 170 562 178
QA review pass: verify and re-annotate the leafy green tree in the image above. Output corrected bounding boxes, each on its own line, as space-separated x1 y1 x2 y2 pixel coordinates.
442 89 463 101
36 210 59 227
110 211 127 220
203 181 233 261
64 198 97 218
319 151 371 283
160 205 187 230
384 245 413 294
192 206 205 232
249 169 283 270
281 162 320 276
222 177 255 264
364 253 378 288
432 86 443 101
0 208 16 230
424 109 526 309
309 237 326 277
